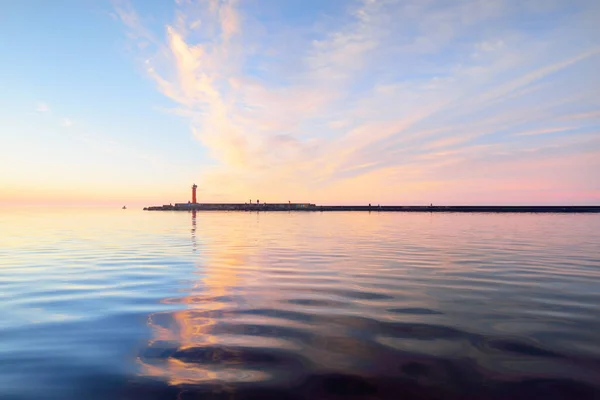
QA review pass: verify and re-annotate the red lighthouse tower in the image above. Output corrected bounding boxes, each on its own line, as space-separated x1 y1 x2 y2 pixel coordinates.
192 184 198 204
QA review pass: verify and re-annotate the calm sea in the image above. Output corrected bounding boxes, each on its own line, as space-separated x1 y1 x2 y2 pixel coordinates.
1 209 599 399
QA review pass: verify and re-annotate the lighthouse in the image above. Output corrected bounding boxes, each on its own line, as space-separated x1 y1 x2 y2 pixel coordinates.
192 184 198 204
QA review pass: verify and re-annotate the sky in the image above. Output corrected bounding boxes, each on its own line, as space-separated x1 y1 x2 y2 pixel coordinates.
1 0 599 206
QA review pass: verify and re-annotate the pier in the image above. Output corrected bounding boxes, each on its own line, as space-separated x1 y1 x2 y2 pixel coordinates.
143 184 600 213
143 203 600 213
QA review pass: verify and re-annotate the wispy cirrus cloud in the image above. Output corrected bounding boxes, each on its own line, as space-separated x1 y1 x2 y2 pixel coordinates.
115 0 600 204
513 126 578 136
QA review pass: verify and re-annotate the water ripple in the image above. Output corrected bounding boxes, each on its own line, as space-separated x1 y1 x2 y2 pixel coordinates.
1 209 599 399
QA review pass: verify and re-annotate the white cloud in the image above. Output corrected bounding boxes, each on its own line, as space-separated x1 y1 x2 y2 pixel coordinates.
476 39 505 53
62 118 73 128
36 102 50 113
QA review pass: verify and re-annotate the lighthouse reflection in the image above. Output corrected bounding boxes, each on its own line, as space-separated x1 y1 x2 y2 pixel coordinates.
191 210 196 253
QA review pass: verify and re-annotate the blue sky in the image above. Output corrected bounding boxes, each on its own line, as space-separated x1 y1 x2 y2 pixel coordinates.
1 0 599 206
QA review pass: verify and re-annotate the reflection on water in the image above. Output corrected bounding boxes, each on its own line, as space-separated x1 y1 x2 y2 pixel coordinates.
141 210 253 387
0 209 599 399
191 209 196 253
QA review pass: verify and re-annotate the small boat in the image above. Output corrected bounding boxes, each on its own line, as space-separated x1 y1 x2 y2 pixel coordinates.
122 205 127 209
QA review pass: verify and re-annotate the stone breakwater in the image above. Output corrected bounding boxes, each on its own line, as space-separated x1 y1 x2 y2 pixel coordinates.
143 204 600 213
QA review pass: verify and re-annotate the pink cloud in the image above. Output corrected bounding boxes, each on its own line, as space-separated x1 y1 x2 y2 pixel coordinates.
115 0 600 204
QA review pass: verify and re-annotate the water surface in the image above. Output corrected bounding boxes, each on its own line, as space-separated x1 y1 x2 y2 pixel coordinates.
1 209 599 399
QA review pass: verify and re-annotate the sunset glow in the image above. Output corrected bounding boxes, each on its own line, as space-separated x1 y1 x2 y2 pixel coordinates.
1 0 599 206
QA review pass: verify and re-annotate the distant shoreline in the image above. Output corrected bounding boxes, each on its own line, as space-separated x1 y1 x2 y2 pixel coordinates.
143 204 600 213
